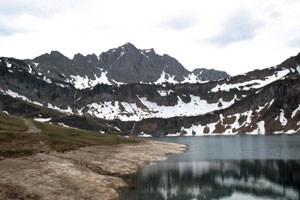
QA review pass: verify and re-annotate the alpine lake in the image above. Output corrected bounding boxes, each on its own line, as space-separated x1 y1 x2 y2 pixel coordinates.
120 135 300 200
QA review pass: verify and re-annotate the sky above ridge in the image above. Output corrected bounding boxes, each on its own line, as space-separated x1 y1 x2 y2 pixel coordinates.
0 0 300 75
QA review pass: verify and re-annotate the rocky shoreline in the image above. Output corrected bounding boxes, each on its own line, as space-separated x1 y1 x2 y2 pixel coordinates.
0 140 187 200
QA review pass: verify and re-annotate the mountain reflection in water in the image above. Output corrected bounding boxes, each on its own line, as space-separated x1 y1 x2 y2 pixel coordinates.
121 136 300 200
122 160 300 200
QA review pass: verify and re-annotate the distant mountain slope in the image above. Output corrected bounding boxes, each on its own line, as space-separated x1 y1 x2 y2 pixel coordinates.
22 43 229 88
192 68 229 81
0 48 300 136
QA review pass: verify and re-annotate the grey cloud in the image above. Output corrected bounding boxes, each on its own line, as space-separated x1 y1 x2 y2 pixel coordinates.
0 23 23 36
288 37 300 47
289 0 300 3
0 27 15 36
210 10 264 47
161 15 196 30
0 0 81 18
270 11 282 19
0 0 49 17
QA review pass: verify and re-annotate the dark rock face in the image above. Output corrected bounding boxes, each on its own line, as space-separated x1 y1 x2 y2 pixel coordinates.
192 68 230 81
23 43 229 87
100 43 186 83
27 51 103 85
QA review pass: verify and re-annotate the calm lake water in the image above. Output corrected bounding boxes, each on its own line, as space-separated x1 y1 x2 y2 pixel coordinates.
120 135 300 200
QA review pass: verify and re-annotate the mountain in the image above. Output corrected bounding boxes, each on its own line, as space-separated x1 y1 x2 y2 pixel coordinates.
192 68 229 81
0 45 300 136
23 43 229 89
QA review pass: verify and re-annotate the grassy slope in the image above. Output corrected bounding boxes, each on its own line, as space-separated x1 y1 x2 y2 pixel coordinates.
0 113 140 158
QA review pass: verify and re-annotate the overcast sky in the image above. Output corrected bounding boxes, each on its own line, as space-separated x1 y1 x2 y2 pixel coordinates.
0 0 300 75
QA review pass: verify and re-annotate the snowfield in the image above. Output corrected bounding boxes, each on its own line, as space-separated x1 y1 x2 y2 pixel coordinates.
80 95 237 121
164 99 299 137
211 69 290 92
0 89 74 115
68 71 112 89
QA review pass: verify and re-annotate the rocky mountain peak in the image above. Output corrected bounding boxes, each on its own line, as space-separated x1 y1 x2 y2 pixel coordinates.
276 52 300 71
295 52 300 65
121 42 137 50
117 43 142 59
33 50 70 64
23 43 231 87
73 53 84 60
49 50 65 57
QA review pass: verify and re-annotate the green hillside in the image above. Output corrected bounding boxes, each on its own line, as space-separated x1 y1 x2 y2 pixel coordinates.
0 113 139 158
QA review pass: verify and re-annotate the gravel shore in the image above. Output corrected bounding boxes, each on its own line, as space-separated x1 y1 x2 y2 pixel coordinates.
0 140 187 200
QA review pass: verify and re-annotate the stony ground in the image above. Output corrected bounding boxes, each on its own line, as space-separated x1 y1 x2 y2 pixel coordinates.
0 140 186 200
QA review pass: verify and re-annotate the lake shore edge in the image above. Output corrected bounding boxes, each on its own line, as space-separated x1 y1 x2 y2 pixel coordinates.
0 140 187 200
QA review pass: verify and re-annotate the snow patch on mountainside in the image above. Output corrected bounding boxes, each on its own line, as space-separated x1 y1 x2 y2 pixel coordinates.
5 61 12 68
47 103 73 114
141 51 150 59
155 71 209 84
28 65 34 74
34 117 51 122
297 65 300 74
56 122 73 128
79 95 237 121
155 71 178 84
1 89 43 107
68 71 111 89
252 121 265 135
166 99 278 136
157 90 174 96
182 73 206 84
43 76 52 84
292 105 300 118
211 69 290 92
55 83 68 88
1 88 73 115
279 109 288 126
